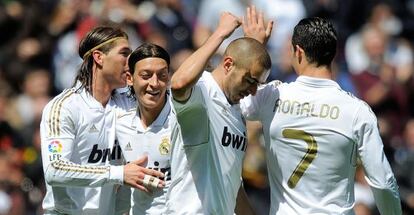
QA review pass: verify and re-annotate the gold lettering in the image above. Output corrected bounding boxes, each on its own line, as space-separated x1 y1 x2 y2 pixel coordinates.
330 106 340 119
282 100 291 113
291 101 301 115
310 103 318 117
320 104 330 118
301 102 311 116
276 100 340 120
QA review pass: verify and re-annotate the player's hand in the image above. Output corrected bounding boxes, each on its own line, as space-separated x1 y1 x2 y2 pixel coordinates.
242 5 273 44
123 155 165 193
215 11 241 39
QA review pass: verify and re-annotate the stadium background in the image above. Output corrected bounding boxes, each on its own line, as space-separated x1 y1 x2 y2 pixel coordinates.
0 0 413 214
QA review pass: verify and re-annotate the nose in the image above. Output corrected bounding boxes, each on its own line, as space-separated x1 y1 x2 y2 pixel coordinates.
149 74 160 87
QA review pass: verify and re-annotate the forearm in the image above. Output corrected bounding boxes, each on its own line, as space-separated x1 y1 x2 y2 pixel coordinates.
44 159 124 187
171 30 227 101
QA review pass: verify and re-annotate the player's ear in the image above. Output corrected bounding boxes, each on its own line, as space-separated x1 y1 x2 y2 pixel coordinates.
223 56 234 75
126 71 133 86
295 45 305 64
92 50 104 66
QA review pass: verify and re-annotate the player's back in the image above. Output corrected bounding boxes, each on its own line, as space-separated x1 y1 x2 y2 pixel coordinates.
266 76 369 214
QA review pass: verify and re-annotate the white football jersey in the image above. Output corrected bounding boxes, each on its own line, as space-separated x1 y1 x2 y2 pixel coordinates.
115 94 174 214
241 76 401 215
40 86 125 215
166 72 246 215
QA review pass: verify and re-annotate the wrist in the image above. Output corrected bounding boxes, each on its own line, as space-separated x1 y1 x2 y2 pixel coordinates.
109 165 124 185
211 29 229 41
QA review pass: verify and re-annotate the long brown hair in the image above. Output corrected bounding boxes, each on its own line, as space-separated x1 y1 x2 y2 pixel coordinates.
73 26 128 93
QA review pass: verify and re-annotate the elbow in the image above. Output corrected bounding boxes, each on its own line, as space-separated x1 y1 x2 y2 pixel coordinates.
171 76 186 91
44 161 64 186
45 168 58 185
171 78 189 97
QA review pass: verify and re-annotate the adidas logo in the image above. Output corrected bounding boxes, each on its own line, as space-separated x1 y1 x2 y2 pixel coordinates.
89 124 98 133
125 142 132 151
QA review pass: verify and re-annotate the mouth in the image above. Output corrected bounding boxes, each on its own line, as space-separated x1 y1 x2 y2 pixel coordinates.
146 91 161 96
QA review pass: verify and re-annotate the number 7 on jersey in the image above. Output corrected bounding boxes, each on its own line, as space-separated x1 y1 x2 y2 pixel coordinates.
282 129 318 189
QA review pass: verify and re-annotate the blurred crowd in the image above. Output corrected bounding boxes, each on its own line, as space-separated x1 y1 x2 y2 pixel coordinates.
0 0 414 214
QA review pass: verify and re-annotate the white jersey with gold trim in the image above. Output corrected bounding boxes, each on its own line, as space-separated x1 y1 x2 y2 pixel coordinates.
241 76 401 215
40 86 125 215
115 94 174 214
166 72 246 215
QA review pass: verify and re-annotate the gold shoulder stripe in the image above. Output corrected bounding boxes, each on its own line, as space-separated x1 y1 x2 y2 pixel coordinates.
48 95 62 137
49 90 70 136
49 90 75 137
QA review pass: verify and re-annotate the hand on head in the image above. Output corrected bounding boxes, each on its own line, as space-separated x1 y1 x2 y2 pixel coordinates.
242 5 274 44
216 12 242 39
123 155 165 193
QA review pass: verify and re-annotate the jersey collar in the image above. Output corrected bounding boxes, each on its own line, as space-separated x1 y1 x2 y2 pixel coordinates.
133 94 172 132
296 76 341 89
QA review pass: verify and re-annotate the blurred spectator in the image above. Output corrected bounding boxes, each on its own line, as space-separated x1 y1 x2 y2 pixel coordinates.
170 48 193 72
347 24 411 138
8 68 51 130
255 0 305 76
146 0 194 55
346 3 413 84
193 0 247 56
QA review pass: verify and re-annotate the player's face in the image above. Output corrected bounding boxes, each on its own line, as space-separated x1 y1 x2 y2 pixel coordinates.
226 62 269 104
101 38 131 89
129 57 169 110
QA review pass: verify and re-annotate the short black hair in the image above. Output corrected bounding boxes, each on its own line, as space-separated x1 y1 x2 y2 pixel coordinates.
292 17 337 67
128 43 170 75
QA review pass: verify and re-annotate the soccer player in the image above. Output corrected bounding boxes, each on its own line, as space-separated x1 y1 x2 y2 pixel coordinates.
241 17 402 214
40 26 164 215
115 43 173 214
166 8 273 214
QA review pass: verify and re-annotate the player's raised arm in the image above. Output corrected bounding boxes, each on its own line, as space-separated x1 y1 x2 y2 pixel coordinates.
242 5 273 45
170 12 241 102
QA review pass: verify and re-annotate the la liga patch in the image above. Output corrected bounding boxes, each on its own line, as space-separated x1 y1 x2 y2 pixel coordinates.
48 140 62 153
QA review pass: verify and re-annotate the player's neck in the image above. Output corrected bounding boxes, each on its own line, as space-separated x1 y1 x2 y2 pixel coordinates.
212 68 232 104
139 100 165 129
298 64 332 80
91 71 113 107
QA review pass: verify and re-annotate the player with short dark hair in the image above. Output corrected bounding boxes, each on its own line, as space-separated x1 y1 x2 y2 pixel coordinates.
241 17 402 215
115 42 173 214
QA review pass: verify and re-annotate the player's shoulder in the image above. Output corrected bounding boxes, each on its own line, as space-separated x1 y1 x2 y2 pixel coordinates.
338 90 370 109
44 88 79 111
261 80 283 90
112 88 136 111
335 89 376 119
255 80 283 98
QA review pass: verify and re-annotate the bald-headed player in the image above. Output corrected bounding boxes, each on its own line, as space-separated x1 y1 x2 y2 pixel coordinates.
166 7 273 215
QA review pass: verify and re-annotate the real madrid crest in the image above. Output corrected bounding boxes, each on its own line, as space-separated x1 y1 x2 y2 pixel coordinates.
158 136 170 155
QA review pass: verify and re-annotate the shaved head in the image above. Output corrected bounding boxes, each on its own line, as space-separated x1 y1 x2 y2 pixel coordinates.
224 37 271 71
